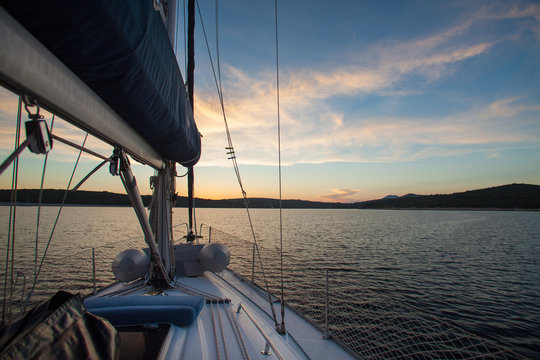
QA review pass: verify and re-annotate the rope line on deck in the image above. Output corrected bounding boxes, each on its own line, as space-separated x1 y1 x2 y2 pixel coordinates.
225 305 250 360
286 331 312 360
102 283 146 297
210 303 222 360
172 280 227 303
216 302 230 360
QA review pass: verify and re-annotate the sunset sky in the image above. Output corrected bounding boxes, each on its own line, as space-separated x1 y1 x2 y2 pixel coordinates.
1 0 540 202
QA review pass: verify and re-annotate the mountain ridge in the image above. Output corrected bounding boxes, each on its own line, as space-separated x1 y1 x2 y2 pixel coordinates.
357 183 540 209
0 183 538 210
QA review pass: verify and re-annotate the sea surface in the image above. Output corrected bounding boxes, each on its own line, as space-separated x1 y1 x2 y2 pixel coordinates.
1 206 539 358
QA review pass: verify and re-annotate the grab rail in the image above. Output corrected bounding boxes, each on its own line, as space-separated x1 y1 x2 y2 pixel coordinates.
236 303 285 359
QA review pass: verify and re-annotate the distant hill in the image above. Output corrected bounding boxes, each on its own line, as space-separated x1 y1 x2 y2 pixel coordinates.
358 184 540 210
402 193 420 198
0 189 151 206
178 197 354 209
1 183 539 209
0 189 348 209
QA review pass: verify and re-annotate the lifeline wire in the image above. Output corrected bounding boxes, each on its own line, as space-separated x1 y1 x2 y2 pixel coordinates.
196 0 280 329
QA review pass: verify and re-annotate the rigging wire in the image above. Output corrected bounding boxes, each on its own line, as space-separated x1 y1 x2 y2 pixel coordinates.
8 99 22 321
274 0 286 333
34 115 55 285
176 0 180 55
0 137 34 176
71 158 109 191
2 97 22 324
187 0 196 240
24 132 89 311
184 0 188 77
215 0 223 96
196 0 280 329
50 134 108 161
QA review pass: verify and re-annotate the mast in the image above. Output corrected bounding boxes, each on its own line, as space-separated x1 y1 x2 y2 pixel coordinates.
187 0 196 242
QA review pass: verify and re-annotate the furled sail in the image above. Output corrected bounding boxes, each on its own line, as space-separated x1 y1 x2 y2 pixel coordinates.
2 0 201 167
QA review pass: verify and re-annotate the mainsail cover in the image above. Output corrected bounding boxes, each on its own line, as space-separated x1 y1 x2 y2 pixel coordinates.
2 0 201 167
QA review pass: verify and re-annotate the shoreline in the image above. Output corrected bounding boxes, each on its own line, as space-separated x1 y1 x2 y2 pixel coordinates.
1 202 538 211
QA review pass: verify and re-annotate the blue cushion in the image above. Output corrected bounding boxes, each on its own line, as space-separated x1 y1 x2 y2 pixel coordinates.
85 295 204 327
88 306 196 327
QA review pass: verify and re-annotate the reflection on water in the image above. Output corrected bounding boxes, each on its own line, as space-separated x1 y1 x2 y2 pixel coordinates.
1 207 539 357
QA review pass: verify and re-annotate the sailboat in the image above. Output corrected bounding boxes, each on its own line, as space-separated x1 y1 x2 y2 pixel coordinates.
0 1 523 359
0 1 357 359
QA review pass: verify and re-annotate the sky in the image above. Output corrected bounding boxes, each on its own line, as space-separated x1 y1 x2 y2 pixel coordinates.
1 0 540 202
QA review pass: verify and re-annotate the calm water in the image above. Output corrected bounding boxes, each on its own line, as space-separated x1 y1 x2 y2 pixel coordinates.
1 206 539 357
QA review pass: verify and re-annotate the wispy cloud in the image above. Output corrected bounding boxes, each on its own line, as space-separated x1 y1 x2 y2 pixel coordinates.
195 57 538 167
321 188 364 202
0 88 20 120
481 97 540 118
484 2 540 38
193 2 540 167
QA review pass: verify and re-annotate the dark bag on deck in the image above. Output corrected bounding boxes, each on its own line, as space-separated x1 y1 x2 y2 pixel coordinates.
0 291 118 360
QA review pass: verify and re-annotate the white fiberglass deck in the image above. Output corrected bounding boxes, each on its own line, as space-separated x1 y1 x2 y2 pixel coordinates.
90 269 355 360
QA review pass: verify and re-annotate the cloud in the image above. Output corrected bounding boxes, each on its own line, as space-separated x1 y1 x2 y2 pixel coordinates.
195 47 538 165
0 87 20 119
196 69 540 166
192 3 540 168
321 188 364 202
484 2 540 38
483 97 540 118
275 40 492 102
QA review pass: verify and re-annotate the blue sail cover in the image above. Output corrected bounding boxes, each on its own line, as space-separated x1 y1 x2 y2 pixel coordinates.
2 0 201 166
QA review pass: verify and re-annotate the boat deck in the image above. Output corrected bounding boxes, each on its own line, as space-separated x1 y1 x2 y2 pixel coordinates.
88 269 355 360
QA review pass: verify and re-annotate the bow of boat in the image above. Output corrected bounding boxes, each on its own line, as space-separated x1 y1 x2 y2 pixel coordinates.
87 269 355 360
